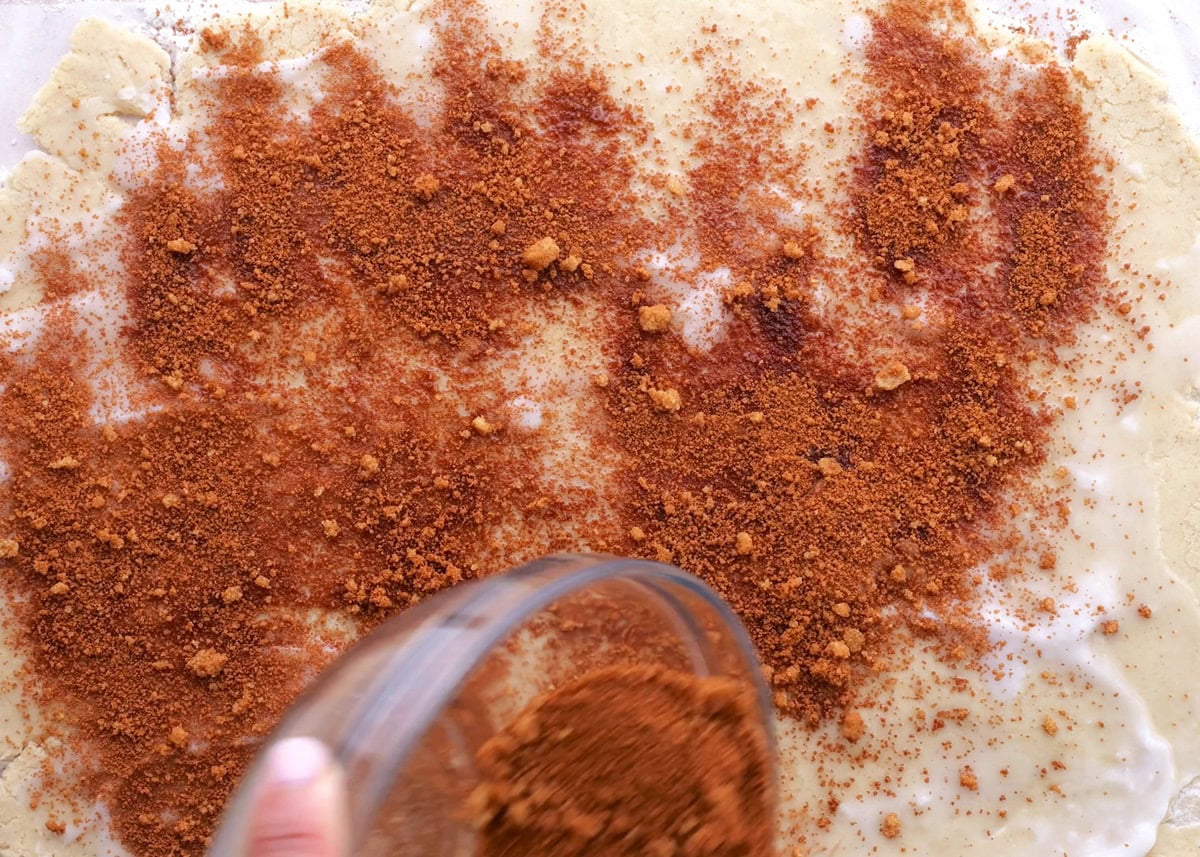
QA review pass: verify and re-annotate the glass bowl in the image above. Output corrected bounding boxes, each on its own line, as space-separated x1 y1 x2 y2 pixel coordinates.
207 552 775 856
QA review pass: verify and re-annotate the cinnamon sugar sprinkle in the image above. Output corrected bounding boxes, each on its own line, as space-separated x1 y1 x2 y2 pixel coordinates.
471 665 773 857
0 0 1122 853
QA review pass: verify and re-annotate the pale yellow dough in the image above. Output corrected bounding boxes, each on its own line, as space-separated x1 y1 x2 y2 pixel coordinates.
1 1 1199 855
1073 33 1200 857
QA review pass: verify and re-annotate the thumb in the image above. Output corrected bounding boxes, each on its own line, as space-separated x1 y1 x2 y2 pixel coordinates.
247 737 348 857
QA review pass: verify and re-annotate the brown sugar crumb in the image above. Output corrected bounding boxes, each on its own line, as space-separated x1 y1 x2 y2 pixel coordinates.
959 766 978 791
199 27 229 52
412 173 441 201
816 457 843 477
1100 619 1119 635
522 237 560 271
1042 715 1059 736
186 649 228 678
881 812 901 839
166 238 196 254
735 531 754 555
782 240 807 260
322 519 340 538
470 665 773 857
901 304 921 320
628 526 646 542
359 454 380 477
48 456 81 470
842 628 865 653
841 709 866 743
647 387 682 413
0 539 18 558
637 304 673 333
993 173 1016 193
377 273 409 296
254 575 272 590
221 586 243 605
1138 604 1152 619
169 726 189 748
471 416 497 436
48 581 70 596
873 360 911 391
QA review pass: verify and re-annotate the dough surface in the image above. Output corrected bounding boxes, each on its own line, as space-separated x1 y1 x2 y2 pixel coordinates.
0 1 1198 855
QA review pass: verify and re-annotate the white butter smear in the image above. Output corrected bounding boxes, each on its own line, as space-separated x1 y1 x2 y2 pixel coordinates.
641 244 735 352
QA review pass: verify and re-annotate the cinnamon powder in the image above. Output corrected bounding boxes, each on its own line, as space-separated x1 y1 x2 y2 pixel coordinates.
470 665 774 857
0 0 1120 852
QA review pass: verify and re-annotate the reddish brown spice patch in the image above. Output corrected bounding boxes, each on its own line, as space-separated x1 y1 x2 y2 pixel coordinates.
470 665 773 857
991 66 1108 340
881 811 902 839
856 10 987 269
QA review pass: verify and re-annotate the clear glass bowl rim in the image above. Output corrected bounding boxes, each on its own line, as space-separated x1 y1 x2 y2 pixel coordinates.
208 552 775 856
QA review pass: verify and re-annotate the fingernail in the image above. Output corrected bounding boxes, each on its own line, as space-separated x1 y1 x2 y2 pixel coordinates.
262 736 332 787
